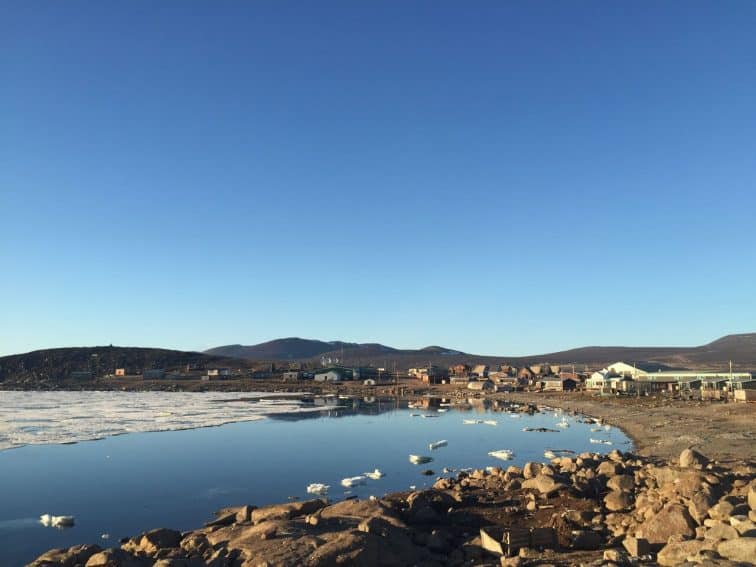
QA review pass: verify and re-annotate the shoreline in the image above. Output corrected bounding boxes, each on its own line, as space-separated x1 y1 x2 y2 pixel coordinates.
17 384 756 566
5 379 754 462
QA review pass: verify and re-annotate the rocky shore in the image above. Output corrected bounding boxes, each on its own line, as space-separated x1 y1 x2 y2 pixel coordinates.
29 444 756 567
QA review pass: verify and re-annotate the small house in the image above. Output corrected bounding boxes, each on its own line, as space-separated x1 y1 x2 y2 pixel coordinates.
517 367 535 381
541 376 577 392
471 364 490 379
314 368 351 382
207 368 231 377
450 364 470 376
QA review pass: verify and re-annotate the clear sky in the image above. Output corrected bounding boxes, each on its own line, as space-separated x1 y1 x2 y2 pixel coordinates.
2 1 755 357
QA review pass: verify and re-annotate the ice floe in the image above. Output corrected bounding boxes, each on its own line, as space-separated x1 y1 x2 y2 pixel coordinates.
364 469 385 480
307 483 330 495
340 476 367 488
40 514 75 528
428 440 448 450
487 449 514 460
0 391 323 451
409 454 433 465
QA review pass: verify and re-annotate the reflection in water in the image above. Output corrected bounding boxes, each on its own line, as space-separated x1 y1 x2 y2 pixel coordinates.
0 394 627 567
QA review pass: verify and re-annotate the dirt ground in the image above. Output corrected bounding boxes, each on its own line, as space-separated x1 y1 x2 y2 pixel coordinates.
505 390 756 465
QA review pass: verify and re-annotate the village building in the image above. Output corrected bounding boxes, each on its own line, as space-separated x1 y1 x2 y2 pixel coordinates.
517 367 535 381
351 367 383 381
207 368 231 377
282 371 301 381
541 376 577 392
470 364 490 379
314 368 351 382
449 364 470 376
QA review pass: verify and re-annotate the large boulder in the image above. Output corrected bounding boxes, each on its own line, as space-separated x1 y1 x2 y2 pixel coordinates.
704 522 739 540
604 490 632 512
657 539 714 566
28 544 102 567
688 488 718 524
606 474 635 492
679 448 708 469
251 499 327 523
85 549 151 567
597 461 622 477
121 528 182 556
748 483 756 511
717 537 756 563
522 462 541 479
521 474 567 496
637 503 696 545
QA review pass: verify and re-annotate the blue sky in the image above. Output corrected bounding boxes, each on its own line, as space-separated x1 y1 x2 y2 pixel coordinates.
2 1 755 357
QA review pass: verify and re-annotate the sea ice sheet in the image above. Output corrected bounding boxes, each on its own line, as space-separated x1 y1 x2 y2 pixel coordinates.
0 391 315 451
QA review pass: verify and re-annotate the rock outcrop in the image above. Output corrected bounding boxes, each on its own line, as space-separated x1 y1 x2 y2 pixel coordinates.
27 448 756 567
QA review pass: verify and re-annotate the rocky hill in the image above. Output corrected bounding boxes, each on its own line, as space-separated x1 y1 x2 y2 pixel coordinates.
205 333 756 370
0 346 251 387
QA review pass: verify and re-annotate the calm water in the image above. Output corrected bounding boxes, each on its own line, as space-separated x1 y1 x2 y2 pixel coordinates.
0 395 630 566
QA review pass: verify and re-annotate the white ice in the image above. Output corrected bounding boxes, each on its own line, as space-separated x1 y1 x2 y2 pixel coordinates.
0 391 321 451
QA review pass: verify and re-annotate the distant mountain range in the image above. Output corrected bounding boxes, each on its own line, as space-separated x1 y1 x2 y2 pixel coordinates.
203 338 464 362
205 333 756 369
1 334 753 387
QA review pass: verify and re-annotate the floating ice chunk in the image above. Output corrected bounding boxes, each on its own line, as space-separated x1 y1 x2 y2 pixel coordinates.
437 408 448 413
483 420 498 426
307 483 330 495
340 476 367 488
421 414 438 418
429 440 448 450
590 427 602 432
590 438 612 445
40 514 74 528
409 455 433 465
544 450 557 460
463 419 483 425
488 449 514 461
509 413 520 418
364 469 385 480
409 485 416 490
101 533 110 540
604 424 611 431
556 420 570 428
